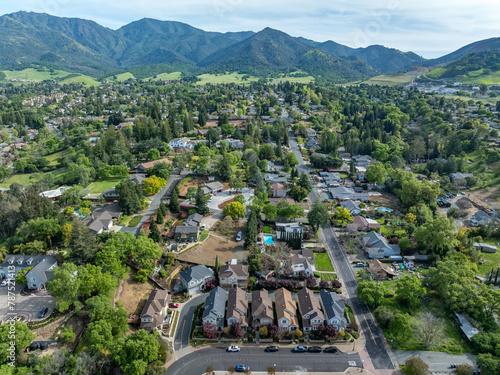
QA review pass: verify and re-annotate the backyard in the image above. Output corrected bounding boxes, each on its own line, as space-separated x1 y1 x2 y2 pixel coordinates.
113 271 154 318
314 253 334 271
86 176 129 193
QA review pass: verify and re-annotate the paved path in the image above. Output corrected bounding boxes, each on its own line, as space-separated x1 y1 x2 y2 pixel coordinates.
393 350 477 372
289 132 397 372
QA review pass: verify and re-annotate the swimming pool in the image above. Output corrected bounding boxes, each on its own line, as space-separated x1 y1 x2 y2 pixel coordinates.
263 235 274 245
377 207 392 212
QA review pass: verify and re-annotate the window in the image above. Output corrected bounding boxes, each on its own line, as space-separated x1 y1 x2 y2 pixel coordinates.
32 278 35 281
282 320 287 324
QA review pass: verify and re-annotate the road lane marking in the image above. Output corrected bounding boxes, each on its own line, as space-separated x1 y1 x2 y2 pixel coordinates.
364 316 376 343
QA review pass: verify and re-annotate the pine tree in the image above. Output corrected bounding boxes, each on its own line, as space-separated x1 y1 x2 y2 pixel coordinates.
196 187 210 215
156 209 164 224
283 131 289 147
149 220 161 243
215 255 219 281
169 187 180 213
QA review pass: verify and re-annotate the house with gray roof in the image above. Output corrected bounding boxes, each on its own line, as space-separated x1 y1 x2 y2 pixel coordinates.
184 213 203 227
174 225 199 242
468 210 495 227
319 289 347 331
454 312 479 341
251 289 274 329
329 187 369 201
128 173 147 184
297 288 324 332
85 203 122 235
201 181 224 195
179 265 214 294
0 255 57 291
202 286 228 331
361 231 400 259
340 200 362 215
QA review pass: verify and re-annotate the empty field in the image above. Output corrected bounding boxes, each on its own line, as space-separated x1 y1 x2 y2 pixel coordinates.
146 72 183 81
107 72 136 81
362 74 413 86
196 72 260 85
86 176 129 193
2 68 69 81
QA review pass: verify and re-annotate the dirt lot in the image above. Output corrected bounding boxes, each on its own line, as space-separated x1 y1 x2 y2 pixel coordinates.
177 220 247 265
178 177 230 196
113 271 154 316
467 187 500 210
369 191 401 207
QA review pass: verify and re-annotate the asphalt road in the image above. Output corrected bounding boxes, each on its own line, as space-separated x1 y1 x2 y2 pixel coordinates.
166 347 363 375
289 133 395 370
121 169 186 237
174 294 207 351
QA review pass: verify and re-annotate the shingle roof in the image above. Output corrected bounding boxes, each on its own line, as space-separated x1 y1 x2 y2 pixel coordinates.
203 286 227 328
319 289 346 329
227 287 248 327
251 289 273 322
179 265 214 284
274 288 298 327
297 288 324 328
219 264 249 278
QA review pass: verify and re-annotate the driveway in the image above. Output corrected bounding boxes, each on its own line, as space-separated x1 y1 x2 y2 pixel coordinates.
174 294 207 351
207 188 253 214
0 284 55 322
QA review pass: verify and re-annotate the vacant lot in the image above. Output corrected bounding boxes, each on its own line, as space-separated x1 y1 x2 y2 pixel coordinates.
178 176 230 196
114 271 154 316
177 220 247 265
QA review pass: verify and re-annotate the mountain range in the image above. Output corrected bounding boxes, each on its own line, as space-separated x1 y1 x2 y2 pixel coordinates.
0 11 499 82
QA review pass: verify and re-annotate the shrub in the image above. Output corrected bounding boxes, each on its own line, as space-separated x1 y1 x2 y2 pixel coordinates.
331 279 342 289
60 326 75 342
134 269 149 283
388 237 399 244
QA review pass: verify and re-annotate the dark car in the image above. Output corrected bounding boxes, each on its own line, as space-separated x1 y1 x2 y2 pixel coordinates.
265 346 279 352
37 307 48 319
324 346 338 353
293 346 307 352
308 346 322 353
235 364 250 372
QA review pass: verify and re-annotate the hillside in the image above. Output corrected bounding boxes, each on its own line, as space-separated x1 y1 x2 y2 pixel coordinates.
427 37 500 66
426 49 500 84
200 28 377 82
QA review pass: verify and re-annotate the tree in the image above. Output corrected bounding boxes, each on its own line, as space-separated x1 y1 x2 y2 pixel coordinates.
0 322 35 363
308 200 330 229
415 215 458 256
288 185 308 201
129 235 163 273
357 280 386 307
217 154 232 181
149 220 161 243
229 176 246 191
286 152 299 167
259 326 268 337
186 186 197 199
332 207 353 226
306 277 317 288
206 128 219 148
374 306 395 328
169 187 180 213
267 366 276 375
414 311 444 349
395 275 425 308
456 364 473 375
146 148 160 161
15 266 33 285
390 313 413 342
297 172 312 192
218 216 234 233
317 324 337 338
156 209 164 224
60 326 75 342
282 204 304 221
294 328 303 339
366 163 388 185
230 322 244 339
203 322 217 339
195 187 209 215
16 217 61 247
476 353 500 375
143 176 167 195
117 180 144 215
113 330 159 375
69 220 98 264
223 202 245 220
47 263 81 312
404 357 430 375
234 194 245 205
263 203 278 221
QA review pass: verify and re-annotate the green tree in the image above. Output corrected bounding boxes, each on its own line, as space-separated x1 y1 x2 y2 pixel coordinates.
332 207 353 226
217 154 232 181
113 330 159 375
366 163 388 185
15 267 33 285
415 215 458 256
195 187 209 215
297 172 312 192
143 176 167 195
149 220 161 243
404 357 430 375
129 235 163 273
186 186 197 199
395 275 425 308
206 128 220 148
47 263 81 312
146 148 161 161
169 187 180 213
390 313 413 342
234 194 245 205
263 204 278 221
288 185 308 202
307 200 330 229
0 322 35 364
16 217 61 247
286 152 299 167
229 176 246 191
69 220 98 264
85 319 114 351
283 204 305 221
60 326 75 342
357 280 387 307
223 202 245 220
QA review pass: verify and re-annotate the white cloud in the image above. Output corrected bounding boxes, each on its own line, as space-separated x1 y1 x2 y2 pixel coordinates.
1 0 499 57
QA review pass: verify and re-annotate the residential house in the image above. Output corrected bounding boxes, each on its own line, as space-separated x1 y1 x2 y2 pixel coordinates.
251 290 274 329
264 173 287 184
39 186 71 200
178 265 214 294
319 172 341 187
226 287 248 329
290 249 316 276
454 312 479 342
328 187 369 201
473 243 497 253
305 128 317 138
274 288 299 332
352 155 373 168
219 264 249 289
139 289 170 332
202 286 228 331
276 222 304 240
102 187 120 201
319 289 347 331
360 231 400 259
450 173 474 187
135 157 171 173
224 139 244 149
128 173 147 184
184 213 203 227
174 225 199 242
86 203 122 235
340 200 362 216
347 216 381 232
169 137 193 149
268 197 296 206
270 183 288 198
0 255 57 290
201 181 224 195
368 259 395 280
305 138 318 150
297 288 325 331
468 210 495 227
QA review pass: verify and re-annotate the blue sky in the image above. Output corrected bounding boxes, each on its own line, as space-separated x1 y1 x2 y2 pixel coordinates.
3 0 500 58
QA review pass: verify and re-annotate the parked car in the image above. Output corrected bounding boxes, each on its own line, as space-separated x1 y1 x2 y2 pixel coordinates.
168 303 179 308
293 346 308 352
200 224 206 230
324 346 338 353
265 346 279 352
227 345 240 352
0 279 13 287
37 307 48 319
235 364 250 372
308 346 322 353
236 231 242 241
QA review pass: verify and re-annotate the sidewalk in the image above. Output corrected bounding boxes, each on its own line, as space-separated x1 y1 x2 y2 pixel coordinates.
209 368 374 375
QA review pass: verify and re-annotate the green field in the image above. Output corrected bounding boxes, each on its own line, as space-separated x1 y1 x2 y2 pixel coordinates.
196 72 260 85
146 72 183 81
426 67 500 85
86 177 129 193
361 74 413 86
270 75 315 84
107 72 136 82
314 253 334 272
45 149 70 166
1 68 100 86
0 173 38 188
199 230 210 242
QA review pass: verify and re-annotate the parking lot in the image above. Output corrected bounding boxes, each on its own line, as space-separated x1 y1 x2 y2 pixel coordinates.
0 283 55 323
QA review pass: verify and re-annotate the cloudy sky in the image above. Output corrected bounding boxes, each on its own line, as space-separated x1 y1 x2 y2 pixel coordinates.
2 0 499 58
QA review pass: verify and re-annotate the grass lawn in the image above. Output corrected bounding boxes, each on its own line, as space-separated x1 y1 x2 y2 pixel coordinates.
262 226 272 234
0 173 38 187
320 273 337 281
2 67 69 81
199 230 210 242
45 149 70 166
475 238 500 276
86 177 129 193
107 72 136 81
314 253 334 272
128 215 143 227
60 74 100 86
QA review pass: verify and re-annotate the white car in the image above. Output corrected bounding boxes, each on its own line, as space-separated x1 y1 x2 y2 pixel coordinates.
200 224 206 230
0 279 13 287
227 345 240 352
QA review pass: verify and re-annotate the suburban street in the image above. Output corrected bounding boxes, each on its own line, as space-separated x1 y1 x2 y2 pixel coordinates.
173 294 207 351
166 347 363 375
289 133 396 370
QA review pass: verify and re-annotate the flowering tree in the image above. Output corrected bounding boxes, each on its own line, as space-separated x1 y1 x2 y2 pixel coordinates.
203 322 217 339
306 277 317 288
230 323 244 340
331 279 342 289
205 279 217 290
317 324 338 338
319 281 329 289
268 323 280 338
